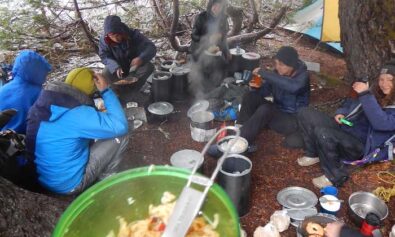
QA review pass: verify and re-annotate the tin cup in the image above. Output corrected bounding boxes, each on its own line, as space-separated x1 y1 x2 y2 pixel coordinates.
321 186 338 196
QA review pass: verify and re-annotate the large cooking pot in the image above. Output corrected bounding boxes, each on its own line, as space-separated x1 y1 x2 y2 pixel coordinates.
241 52 261 71
169 64 190 101
229 47 246 74
53 166 240 237
160 60 176 72
152 71 172 102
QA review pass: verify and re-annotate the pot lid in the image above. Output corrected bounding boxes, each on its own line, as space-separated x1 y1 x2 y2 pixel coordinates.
190 111 214 123
277 186 318 209
242 52 261 60
148 102 174 115
204 50 222 56
170 149 203 170
285 207 318 221
187 100 209 118
230 48 246 55
170 64 191 75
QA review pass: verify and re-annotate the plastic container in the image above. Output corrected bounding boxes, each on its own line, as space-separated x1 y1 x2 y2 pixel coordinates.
53 166 240 237
217 154 252 217
320 186 338 196
320 195 341 216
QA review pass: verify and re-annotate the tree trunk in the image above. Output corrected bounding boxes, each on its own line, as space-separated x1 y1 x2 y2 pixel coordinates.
339 0 395 83
247 0 259 33
0 177 69 237
169 0 189 52
227 5 243 36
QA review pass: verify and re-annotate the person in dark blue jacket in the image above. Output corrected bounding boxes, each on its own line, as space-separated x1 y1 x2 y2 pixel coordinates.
0 50 51 134
99 15 156 93
26 68 128 194
297 59 395 188
239 46 309 148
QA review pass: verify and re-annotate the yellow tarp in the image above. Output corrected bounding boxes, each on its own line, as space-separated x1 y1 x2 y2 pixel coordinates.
322 0 340 42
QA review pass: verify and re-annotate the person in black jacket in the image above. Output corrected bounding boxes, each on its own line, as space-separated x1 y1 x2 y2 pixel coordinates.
208 46 310 156
188 0 230 96
99 15 156 93
240 46 310 148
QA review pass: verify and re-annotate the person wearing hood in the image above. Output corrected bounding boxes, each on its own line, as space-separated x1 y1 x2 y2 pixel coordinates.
99 15 156 93
26 68 128 194
208 46 310 156
190 0 230 60
189 0 231 96
297 59 395 188
0 50 51 134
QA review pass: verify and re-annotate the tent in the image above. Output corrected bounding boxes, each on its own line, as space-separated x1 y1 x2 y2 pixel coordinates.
284 0 342 53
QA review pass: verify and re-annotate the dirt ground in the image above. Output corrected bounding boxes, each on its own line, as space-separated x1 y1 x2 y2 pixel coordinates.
117 30 395 236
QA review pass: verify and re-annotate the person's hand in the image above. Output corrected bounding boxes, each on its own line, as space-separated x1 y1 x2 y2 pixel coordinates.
209 33 222 44
131 57 143 69
324 222 344 237
93 73 109 92
334 114 345 124
116 68 123 79
253 67 261 75
352 82 369 93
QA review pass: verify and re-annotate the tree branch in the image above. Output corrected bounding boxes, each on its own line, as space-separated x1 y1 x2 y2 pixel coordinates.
227 6 287 47
247 0 259 33
72 0 98 53
227 5 243 36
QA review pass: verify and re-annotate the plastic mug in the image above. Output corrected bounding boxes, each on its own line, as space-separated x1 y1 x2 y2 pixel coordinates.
320 186 338 196
319 195 341 216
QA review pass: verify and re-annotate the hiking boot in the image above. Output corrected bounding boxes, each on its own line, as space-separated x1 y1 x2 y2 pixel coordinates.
312 175 333 189
297 156 319 166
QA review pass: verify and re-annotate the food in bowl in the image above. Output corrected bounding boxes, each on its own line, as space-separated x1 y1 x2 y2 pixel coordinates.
218 137 248 154
107 192 220 237
305 222 325 237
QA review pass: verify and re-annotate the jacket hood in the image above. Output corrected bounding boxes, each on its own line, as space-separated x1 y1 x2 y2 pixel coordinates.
104 15 129 35
12 50 51 86
206 0 227 16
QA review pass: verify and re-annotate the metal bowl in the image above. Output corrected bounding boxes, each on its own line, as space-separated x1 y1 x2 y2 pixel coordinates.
296 213 338 237
217 136 248 154
348 191 388 226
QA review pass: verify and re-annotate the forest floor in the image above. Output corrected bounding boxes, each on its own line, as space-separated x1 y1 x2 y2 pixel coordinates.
114 29 394 236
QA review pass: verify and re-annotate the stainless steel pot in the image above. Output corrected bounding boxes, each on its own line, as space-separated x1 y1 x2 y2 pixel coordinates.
190 111 215 130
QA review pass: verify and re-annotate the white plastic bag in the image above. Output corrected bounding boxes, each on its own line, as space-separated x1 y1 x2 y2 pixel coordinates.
253 222 280 237
270 210 291 232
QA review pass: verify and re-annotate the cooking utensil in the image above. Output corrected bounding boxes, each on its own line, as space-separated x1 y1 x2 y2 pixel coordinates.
187 100 209 118
147 102 174 115
319 196 344 203
152 71 172 102
162 126 241 237
277 186 318 209
348 191 388 226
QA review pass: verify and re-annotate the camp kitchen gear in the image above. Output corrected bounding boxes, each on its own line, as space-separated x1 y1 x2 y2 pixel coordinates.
320 186 338 196
147 101 174 122
170 149 204 173
360 212 381 236
162 126 241 237
160 60 176 72
190 111 216 142
169 64 190 101
152 71 172 102
319 195 341 216
217 136 248 154
296 213 338 237
229 47 246 74
277 186 318 209
348 191 388 226
217 154 252 216
124 107 147 122
319 196 344 204
52 166 240 237
187 100 210 118
242 70 252 83
284 207 317 227
241 52 261 71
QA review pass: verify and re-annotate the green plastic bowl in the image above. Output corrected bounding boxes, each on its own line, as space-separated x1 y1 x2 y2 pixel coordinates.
53 166 240 237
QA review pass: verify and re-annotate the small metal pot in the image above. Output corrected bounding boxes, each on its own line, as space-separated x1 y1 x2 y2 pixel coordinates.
169 64 190 101
152 71 172 102
241 52 261 71
190 111 215 130
160 60 176 72
229 47 246 74
217 136 248 155
348 191 388 227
